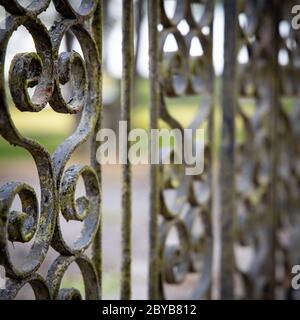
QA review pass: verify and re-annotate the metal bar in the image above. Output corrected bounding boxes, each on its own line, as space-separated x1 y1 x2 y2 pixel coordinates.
220 0 238 299
120 0 134 300
268 1 280 299
91 0 103 299
148 0 160 300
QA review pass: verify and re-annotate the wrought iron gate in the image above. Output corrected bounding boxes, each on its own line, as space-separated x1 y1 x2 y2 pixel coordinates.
220 0 300 300
0 0 299 300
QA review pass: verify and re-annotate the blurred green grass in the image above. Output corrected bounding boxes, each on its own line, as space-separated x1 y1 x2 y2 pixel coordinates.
0 106 74 160
0 133 69 160
61 272 120 298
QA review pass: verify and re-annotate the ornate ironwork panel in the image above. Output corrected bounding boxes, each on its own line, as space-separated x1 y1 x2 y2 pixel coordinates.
221 0 300 300
0 0 102 300
0 0 299 301
148 0 214 300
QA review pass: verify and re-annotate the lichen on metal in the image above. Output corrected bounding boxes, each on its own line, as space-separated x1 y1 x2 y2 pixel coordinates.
0 0 299 301
221 0 300 299
148 0 214 300
0 0 102 300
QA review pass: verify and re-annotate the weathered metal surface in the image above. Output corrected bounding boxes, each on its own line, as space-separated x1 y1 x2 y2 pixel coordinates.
148 0 161 300
0 0 102 300
121 0 133 300
148 0 214 299
220 0 237 300
221 0 300 299
0 0 299 301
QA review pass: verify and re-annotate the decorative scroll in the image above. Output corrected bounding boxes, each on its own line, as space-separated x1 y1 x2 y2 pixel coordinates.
234 0 278 299
0 0 299 302
0 0 102 300
149 0 214 299
276 1 300 300
222 0 300 299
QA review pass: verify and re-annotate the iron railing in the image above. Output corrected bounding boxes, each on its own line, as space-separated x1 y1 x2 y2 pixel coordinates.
221 0 300 299
0 0 299 300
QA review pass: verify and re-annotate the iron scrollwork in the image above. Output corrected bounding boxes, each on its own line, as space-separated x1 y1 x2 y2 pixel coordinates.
149 0 214 300
0 0 102 300
222 0 300 299
0 0 299 301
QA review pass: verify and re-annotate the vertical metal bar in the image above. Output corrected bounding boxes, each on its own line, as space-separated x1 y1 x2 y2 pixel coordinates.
148 0 160 300
268 1 280 299
220 0 238 299
91 0 103 299
208 9 215 301
120 0 134 300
